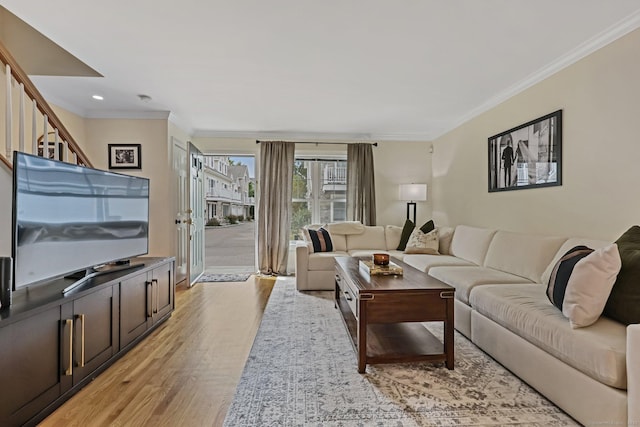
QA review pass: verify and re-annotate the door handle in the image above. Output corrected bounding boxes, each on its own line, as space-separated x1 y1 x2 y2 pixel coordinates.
152 279 159 314
77 314 85 367
65 318 73 376
146 281 153 318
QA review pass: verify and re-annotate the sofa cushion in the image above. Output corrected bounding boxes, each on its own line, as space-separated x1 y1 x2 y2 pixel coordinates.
437 226 455 255
303 227 333 253
330 233 347 252
419 219 435 234
403 254 474 273
561 244 621 329
385 225 402 252
327 221 364 235
449 225 497 266
404 228 439 254
541 237 612 286
484 231 566 283
547 246 594 310
604 225 640 325
308 251 349 271
396 219 415 250
470 283 627 389
346 226 387 251
428 266 530 304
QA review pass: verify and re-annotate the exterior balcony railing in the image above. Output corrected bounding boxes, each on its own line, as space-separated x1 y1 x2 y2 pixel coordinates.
323 166 347 185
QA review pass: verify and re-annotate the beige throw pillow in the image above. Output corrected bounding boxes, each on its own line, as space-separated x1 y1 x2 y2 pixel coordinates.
562 243 621 329
404 228 439 255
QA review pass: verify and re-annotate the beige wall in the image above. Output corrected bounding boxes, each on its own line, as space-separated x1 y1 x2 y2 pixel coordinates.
192 137 431 227
51 105 88 153
85 118 172 257
431 27 640 240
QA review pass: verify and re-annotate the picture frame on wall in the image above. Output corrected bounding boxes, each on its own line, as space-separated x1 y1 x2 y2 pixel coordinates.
37 142 64 161
38 132 64 161
108 144 142 169
488 110 562 192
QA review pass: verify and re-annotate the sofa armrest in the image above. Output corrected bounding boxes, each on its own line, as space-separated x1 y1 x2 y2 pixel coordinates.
628 324 640 425
295 244 310 290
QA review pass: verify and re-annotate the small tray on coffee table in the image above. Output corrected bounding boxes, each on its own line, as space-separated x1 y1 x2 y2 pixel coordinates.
359 259 403 276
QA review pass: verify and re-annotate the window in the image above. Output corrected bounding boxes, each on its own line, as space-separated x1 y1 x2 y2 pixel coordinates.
291 158 347 240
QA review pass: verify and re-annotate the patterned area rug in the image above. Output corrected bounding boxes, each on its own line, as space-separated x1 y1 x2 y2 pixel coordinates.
224 278 579 426
198 273 252 283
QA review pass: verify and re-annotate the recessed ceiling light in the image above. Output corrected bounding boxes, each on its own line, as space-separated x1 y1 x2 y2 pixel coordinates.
92 95 104 100
138 94 152 103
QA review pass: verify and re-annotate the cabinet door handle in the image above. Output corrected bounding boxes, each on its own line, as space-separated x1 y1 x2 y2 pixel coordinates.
65 318 73 376
146 281 153 318
152 279 159 314
78 314 85 368
344 290 352 301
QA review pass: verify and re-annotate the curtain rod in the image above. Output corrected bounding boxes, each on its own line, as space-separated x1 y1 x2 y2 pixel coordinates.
256 140 377 147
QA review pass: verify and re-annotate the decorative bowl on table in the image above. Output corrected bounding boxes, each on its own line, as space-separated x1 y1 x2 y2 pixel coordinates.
372 253 390 266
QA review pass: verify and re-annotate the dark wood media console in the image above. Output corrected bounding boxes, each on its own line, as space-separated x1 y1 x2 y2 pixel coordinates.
0 257 175 427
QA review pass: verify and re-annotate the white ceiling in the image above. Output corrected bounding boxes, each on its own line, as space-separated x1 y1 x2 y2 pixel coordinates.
2 1 640 141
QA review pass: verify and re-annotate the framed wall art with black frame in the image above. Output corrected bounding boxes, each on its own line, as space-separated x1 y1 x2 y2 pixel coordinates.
488 110 562 192
108 144 142 170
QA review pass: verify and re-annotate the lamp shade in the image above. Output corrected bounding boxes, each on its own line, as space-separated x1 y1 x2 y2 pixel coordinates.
399 183 427 201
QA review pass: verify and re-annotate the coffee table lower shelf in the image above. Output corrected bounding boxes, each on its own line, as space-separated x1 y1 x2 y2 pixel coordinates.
336 294 450 370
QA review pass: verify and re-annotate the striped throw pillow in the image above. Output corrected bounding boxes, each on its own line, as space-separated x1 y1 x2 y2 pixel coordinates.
547 245 594 310
303 227 333 253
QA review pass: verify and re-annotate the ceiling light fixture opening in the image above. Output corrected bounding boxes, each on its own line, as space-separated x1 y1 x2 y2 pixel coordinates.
92 95 104 100
138 94 152 103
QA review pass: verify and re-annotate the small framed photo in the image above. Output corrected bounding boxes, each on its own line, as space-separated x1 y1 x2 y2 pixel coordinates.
108 144 142 169
38 142 64 161
488 110 562 192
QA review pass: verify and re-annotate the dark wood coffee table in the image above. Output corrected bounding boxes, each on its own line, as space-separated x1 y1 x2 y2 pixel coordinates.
334 256 455 373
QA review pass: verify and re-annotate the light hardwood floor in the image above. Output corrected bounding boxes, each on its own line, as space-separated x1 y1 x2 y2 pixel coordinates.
39 276 275 427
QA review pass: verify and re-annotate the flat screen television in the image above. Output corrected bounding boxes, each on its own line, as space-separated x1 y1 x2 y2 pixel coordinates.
11 152 150 292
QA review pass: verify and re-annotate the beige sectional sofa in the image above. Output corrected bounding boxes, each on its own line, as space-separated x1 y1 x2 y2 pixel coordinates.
294 222 640 426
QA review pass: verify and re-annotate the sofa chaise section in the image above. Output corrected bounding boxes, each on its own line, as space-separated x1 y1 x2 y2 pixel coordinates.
295 221 640 425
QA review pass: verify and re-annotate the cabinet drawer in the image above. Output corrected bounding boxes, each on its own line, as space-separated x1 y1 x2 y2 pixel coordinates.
336 272 358 317
366 291 450 323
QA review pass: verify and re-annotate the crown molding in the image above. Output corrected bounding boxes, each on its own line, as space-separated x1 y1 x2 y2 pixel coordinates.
191 129 435 142
445 9 640 139
168 112 194 135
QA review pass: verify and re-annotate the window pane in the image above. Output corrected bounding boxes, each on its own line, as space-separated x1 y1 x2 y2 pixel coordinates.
291 157 346 240
291 201 311 240
292 161 309 200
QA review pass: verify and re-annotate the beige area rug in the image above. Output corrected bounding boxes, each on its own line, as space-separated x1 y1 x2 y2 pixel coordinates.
223 277 578 426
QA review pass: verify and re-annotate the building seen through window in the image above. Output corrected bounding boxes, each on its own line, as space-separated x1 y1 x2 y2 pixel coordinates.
291 158 347 240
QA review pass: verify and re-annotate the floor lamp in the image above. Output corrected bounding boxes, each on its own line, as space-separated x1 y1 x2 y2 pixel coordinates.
399 183 427 224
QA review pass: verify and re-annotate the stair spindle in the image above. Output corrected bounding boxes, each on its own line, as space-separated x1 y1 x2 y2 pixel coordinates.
5 64 11 159
43 115 48 158
32 100 37 154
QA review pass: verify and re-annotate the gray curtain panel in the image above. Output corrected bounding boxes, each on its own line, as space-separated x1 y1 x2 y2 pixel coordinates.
258 141 295 275
347 143 377 226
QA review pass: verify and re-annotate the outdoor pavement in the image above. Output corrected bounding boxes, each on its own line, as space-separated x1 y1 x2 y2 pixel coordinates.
205 221 256 274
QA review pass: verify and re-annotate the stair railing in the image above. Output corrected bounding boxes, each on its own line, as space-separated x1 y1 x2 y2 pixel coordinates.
0 39 92 169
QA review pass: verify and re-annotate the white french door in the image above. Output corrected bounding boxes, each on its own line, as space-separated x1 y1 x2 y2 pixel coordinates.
172 140 188 284
188 142 205 285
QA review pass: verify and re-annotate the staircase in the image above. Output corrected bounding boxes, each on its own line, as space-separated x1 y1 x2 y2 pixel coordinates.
0 39 92 169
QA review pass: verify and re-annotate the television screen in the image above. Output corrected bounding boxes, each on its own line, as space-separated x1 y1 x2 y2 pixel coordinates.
12 152 149 290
